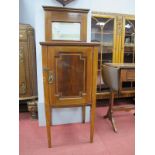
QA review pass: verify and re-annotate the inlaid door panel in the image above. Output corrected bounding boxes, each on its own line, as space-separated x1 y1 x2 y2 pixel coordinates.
47 46 93 106
19 42 31 97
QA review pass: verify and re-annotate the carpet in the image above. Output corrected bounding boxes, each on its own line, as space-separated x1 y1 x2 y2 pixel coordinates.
19 107 135 155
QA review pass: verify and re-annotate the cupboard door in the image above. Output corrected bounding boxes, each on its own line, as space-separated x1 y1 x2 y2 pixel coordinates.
122 17 135 63
47 46 93 106
19 42 31 97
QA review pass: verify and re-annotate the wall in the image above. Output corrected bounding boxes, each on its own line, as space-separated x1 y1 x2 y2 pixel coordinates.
91 0 135 14
19 0 135 126
19 0 36 27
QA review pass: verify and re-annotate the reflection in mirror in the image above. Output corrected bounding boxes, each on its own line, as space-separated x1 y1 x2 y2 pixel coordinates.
52 22 81 41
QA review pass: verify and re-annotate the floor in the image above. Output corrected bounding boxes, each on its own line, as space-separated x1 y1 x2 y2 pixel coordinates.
19 106 135 155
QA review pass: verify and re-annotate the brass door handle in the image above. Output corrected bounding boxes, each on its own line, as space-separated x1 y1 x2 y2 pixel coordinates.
48 71 54 84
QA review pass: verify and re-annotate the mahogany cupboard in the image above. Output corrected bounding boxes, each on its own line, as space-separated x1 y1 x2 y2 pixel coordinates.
19 24 38 118
41 6 99 148
91 12 135 99
40 42 99 147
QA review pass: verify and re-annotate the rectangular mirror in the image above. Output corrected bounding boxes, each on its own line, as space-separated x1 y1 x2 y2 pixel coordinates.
52 22 81 41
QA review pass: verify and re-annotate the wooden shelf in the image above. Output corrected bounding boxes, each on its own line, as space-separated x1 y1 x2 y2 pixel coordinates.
91 31 100 34
102 51 113 54
102 60 112 63
91 40 100 42
124 51 134 54
125 32 135 35
91 41 113 47
91 31 113 35
124 43 134 47
101 42 113 46
125 34 133 36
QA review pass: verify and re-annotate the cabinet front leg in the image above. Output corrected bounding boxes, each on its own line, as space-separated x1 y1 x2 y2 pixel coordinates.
45 106 52 148
90 105 95 143
82 105 86 123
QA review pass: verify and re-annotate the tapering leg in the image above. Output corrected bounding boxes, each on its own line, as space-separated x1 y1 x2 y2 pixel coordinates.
45 105 52 148
82 105 86 123
90 103 95 142
90 47 97 142
104 91 117 132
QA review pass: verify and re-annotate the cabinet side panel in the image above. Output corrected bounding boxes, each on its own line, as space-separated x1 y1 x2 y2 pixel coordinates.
19 42 27 96
42 46 50 107
27 27 38 97
19 41 31 97
42 45 52 147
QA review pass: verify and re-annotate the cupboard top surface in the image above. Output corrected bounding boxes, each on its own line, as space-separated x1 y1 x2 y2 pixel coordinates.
40 41 100 46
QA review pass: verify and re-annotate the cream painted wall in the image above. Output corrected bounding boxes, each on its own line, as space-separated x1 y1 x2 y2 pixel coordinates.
19 0 135 126
19 0 36 27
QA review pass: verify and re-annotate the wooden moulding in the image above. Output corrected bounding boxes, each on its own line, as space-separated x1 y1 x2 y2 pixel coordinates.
43 6 89 13
40 41 100 46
